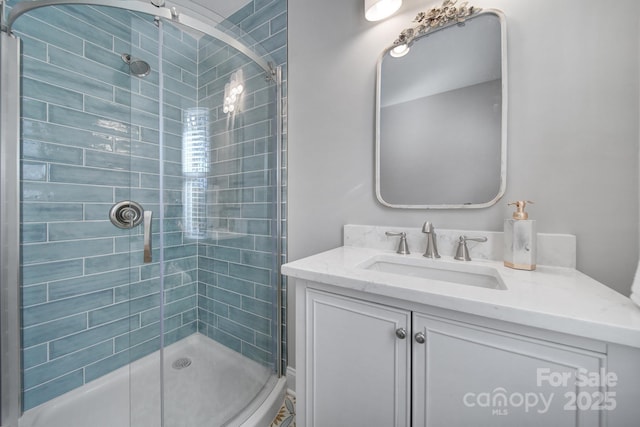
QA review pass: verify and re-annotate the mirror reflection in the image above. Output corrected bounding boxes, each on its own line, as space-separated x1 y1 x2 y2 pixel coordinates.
376 11 506 208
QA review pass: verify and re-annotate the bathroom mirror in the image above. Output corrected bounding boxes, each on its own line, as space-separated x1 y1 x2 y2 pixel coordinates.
375 9 507 209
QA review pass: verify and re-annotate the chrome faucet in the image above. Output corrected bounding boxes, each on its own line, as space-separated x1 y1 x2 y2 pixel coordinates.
421 221 440 258
454 235 488 261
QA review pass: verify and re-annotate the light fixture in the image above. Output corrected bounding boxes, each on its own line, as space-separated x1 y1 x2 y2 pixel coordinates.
389 43 410 58
223 69 244 115
365 0 402 22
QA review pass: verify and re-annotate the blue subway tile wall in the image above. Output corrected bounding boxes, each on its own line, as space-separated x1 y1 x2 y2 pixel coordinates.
196 0 287 370
16 4 199 410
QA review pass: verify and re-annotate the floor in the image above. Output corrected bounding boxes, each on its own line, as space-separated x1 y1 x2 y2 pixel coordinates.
161 334 274 426
270 395 296 427
20 334 275 427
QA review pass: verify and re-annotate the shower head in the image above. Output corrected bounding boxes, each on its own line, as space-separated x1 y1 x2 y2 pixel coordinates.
121 54 151 78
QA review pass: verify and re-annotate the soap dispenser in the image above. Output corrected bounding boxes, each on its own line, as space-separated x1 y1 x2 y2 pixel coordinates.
504 200 536 270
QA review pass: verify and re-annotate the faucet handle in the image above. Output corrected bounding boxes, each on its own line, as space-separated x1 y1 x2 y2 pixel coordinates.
454 235 487 261
385 231 410 255
463 236 488 243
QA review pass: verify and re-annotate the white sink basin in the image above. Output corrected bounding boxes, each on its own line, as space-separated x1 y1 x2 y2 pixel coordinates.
359 255 507 290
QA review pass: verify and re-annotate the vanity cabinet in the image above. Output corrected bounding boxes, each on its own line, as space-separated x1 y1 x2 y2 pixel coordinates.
412 313 603 427
302 286 608 427
305 289 411 427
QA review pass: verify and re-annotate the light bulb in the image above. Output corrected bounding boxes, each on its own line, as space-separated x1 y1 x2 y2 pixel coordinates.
365 0 402 22
223 106 229 113
236 84 243 94
390 43 410 58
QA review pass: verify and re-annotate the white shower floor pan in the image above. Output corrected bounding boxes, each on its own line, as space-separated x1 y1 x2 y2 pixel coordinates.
20 333 285 427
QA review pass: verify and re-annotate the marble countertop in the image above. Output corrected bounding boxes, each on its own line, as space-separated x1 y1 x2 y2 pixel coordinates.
282 246 640 349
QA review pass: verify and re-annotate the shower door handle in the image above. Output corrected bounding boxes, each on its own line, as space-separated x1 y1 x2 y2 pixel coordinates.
144 210 153 263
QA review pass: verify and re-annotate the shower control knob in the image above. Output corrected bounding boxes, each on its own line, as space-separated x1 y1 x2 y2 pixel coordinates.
415 332 426 344
395 328 407 339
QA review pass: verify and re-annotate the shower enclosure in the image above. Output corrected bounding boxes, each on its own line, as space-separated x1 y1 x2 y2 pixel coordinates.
0 0 285 425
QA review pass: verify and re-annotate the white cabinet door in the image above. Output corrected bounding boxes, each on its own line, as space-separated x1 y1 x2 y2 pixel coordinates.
305 289 411 427
413 313 606 427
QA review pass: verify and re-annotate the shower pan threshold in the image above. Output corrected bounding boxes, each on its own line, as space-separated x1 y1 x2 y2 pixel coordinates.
19 333 285 427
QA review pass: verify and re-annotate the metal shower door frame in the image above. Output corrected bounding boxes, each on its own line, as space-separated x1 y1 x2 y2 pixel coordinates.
5 0 273 75
0 31 21 427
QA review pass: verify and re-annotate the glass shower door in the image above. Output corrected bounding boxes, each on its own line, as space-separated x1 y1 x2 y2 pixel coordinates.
11 3 281 425
158 18 281 427
15 4 162 425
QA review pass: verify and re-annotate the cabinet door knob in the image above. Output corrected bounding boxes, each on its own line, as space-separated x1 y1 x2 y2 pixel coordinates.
395 328 407 339
415 332 426 344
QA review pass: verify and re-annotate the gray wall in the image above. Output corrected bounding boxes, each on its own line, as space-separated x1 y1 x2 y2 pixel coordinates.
288 0 640 368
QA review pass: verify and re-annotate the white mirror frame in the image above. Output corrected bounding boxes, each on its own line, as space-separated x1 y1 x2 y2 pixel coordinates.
375 9 508 209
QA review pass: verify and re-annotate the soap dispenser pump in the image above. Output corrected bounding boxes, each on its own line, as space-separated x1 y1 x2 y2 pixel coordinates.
504 200 537 270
